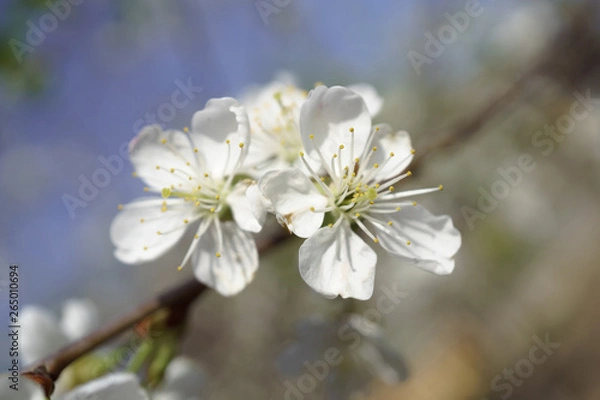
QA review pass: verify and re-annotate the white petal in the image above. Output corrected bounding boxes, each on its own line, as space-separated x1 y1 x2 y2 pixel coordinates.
300 85 372 167
258 169 328 238
299 220 377 300
227 181 263 233
63 373 149 400
192 222 258 296
21 306 68 365
246 182 272 226
371 205 461 275
0 377 45 400
370 127 414 181
348 83 383 117
60 298 100 341
110 197 192 264
129 126 199 193
191 97 250 179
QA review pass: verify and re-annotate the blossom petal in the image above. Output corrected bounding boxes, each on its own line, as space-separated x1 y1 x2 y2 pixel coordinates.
192 222 258 296
258 169 328 238
110 197 192 264
370 127 414 181
300 85 372 167
63 373 149 400
60 298 100 341
299 220 377 300
154 356 206 400
348 83 383 117
129 126 199 193
227 181 263 233
21 306 67 365
191 97 250 179
370 205 461 275
246 182 272 227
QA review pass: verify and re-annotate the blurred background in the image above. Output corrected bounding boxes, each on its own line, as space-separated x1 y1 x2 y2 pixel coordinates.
1 0 600 399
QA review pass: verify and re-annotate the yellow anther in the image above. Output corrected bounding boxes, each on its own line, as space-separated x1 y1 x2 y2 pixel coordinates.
373 238 379 243
389 186 395 192
195 201 200 207
215 195 220 200
310 207 315 212
375 183 380 189
339 144 345 150
309 134 315 139
215 252 222 258
194 235 199 239
177 265 183 271
161 138 167 144
351 172 356 177
328 223 333 228
369 200 375 205
186 162 191 166
388 221 393 226
320 177 325 182
226 139 230 144
131 171 137 177
439 184 444 190
170 184 175 189
197 185 202 190
410 149 416 155
333 153 338 158
299 151 305 156
156 165 160 170
170 168 175 173
407 171 412 176
143 246 148 251
412 201 417 206
161 187 172 198
355 157 360 163
349 127 355 133
355 213 361 218
140 218 145 223
210 207 215 213
194 148 199 153
183 219 189 224
375 126 380 131
239 143 244 148
372 146 378 152
161 206 167 212
204 173 209 178
117 204 124 210
143 187 149 192
157 231 162 235
390 152 395 157
183 126 189 133
406 240 412 246
374 163 379 168
188 176 193 181
396 206 401 211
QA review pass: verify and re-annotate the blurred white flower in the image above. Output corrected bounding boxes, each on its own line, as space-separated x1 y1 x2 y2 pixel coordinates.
252 85 461 300
110 98 261 296
153 356 207 400
242 73 383 177
0 376 45 400
62 373 149 400
22 298 99 365
278 314 408 400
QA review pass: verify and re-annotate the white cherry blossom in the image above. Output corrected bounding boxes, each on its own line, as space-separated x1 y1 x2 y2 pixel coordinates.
252 85 461 300
241 74 383 177
110 98 261 296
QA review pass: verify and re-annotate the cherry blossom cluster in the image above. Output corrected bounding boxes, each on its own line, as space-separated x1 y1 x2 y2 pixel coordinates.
111 75 461 300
